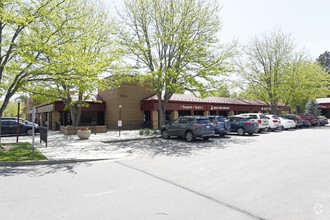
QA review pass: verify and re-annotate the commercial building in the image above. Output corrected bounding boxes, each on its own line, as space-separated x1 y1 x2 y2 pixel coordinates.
317 98 330 118
29 83 291 131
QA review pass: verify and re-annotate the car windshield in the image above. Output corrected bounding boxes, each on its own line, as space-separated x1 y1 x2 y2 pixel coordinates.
260 114 266 119
273 116 279 119
196 119 210 124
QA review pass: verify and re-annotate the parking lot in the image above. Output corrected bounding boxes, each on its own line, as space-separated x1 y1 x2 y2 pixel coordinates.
115 125 330 219
1 125 330 219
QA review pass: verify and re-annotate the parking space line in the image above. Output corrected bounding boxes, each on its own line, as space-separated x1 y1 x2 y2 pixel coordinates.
116 161 267 220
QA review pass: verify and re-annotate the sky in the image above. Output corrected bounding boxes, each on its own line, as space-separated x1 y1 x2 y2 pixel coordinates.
106 0 330 59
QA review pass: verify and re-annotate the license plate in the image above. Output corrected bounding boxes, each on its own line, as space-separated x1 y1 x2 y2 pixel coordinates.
206 126 210 128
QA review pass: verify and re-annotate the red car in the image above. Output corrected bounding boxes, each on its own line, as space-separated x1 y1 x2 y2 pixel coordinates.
297 113 318 126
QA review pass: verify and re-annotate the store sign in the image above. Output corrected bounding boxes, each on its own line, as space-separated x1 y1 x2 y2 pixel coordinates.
180 104 204 110
210 106 230 110
319 105 330 109
261 107 271 111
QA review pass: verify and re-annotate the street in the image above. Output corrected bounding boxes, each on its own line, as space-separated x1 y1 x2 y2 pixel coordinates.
1 126 330 220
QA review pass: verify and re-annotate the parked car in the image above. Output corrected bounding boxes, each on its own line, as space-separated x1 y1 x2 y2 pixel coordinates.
238 113 269 132
227 116 258 136
207 116 231 137
161 116 215 142
265 115 281 131
0 120 35 135
297 113 318 126
279 114 303 128
1 117 39 132
315 116 329 126
278 117 295 130
301 119 312 128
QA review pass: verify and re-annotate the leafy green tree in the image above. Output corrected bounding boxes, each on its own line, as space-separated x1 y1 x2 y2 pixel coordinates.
281 56 328 113
116 0 236 127
0 101 23 117
317 51 330 73
0 0 70 144
317 51 330 97
24 0 122 126
305 99 320 116
241 29 328 115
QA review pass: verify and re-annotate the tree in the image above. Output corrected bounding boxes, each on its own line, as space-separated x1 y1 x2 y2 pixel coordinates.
305 99 320 116
241 29 294 115
240 29 328 115
317 51 330 97
116 0 236 127
317 51 330 73
24 0 122 127
280 56 328 113
0 0 71 145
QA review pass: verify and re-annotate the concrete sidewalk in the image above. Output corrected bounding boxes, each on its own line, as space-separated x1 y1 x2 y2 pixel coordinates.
1 130 159 163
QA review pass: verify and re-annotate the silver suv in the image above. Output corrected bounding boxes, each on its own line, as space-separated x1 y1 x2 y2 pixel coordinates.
161 116 215 142
239 113 269 132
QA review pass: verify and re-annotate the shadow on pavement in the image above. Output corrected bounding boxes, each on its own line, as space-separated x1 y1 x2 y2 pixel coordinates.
0 163 92 177
113 135 256 157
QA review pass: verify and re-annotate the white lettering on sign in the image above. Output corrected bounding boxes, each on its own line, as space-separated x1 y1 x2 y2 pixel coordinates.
261 107 271 111
180 105 204 110
319 105 328 109
210 106 230 110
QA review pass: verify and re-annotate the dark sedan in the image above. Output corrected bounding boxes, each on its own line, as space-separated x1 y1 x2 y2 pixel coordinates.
227 116 258 136
0 120 35 136
315 116 329 126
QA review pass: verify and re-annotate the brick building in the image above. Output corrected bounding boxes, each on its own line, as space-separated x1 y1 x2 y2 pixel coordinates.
29 83 291 130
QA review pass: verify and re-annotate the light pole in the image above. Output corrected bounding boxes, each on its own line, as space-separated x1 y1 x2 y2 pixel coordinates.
16 102 20 143
118 105 122 137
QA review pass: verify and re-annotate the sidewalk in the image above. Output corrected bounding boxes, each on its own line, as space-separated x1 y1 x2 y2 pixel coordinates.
1 130 159 163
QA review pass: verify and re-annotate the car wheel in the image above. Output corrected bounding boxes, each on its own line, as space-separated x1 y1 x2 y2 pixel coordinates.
185 131 195 142
203 137 209 140
26 129 32 136
264 127 269 132
237 127 245 136
248 132 253 136
161 130 170 139
219 133 225 137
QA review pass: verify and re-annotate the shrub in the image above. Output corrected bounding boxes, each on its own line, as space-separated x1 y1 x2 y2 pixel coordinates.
139 129 144 135
144 128 151 135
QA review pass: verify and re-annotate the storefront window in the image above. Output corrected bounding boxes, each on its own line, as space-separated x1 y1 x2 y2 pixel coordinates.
178 111 191 116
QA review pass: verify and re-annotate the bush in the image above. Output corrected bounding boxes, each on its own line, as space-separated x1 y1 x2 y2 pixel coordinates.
144 128 152 135
139 129 144 135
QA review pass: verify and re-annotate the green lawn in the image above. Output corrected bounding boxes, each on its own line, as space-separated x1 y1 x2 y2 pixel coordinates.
0 142 47 161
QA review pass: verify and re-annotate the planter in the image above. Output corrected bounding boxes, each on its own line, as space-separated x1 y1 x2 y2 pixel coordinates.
77 130 91 140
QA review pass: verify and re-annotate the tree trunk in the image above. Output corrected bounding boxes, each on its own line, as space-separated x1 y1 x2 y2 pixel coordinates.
270 100 278 115
69 104 77 127
0 112 2 147
157 92 171 128
76 93 83 127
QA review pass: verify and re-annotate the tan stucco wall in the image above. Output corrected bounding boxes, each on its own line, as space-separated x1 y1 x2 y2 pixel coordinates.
98 83 154 129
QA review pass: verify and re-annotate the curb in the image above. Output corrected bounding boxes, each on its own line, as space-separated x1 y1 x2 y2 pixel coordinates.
102 136 160 143
0 158 112 167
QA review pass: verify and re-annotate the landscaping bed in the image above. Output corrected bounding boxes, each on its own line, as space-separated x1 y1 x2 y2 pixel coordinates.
0 142 47 161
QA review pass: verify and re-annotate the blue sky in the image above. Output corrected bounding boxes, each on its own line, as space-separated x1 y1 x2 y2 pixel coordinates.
106 0 330 59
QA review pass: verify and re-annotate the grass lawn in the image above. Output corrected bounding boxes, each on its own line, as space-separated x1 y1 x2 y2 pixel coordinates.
0 142 47 161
